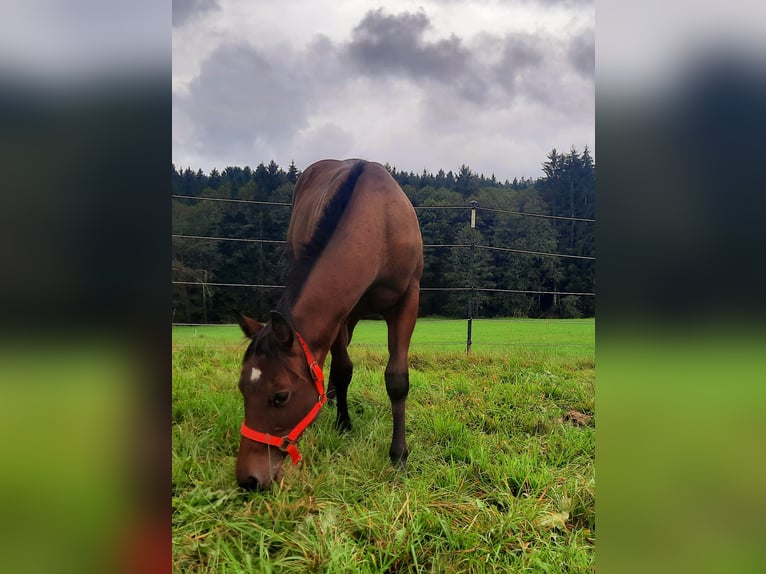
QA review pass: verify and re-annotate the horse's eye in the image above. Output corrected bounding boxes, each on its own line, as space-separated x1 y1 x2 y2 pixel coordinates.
271 391 290 407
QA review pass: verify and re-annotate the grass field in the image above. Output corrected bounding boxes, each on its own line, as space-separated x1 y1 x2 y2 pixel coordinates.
172 319 595 573
172 318 594 355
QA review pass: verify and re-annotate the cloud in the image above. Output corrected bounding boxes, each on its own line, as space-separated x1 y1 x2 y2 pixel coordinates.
347 9 471 80
173 0 220 28
493 33 546 98
293 123 355 166
172 5 594 178
430 0 592 4
346 9 498 105
568 28 595 79
345 8 591 111
174 41 309 160
530 0 593 5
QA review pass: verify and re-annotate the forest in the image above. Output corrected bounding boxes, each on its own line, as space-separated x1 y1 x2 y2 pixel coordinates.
172 147 594 323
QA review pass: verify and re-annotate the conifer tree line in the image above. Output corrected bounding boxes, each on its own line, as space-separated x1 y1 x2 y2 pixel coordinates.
172 147 594 323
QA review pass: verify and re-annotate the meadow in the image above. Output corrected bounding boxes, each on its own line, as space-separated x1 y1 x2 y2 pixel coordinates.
172 318 595 573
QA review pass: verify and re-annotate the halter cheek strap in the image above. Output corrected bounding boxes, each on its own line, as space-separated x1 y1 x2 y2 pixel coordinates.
239 331 326 464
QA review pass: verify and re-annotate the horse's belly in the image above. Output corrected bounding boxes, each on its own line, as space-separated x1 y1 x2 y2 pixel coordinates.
355 283 409 315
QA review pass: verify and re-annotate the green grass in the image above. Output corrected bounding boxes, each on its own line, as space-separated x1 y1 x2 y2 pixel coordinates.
172 319 594 573
173 317 594 355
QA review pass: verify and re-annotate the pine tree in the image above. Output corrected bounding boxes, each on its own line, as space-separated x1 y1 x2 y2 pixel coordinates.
535 146 595 316
455 164 476 198
287 160 299 184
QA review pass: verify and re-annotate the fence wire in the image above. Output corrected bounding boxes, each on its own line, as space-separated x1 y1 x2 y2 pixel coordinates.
171 318 595 352
171 194 595 223
173 191 595 350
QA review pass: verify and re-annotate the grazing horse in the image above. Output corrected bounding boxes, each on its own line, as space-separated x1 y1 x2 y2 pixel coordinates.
235 159 423 490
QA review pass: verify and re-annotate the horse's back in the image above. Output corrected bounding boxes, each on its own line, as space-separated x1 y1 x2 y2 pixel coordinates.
289 159 422 265
288 159 422 312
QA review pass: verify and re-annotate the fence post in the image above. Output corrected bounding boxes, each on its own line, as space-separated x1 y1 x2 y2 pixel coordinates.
467 200 478 354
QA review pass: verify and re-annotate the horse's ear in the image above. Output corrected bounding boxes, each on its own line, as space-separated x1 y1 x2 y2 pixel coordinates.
235 310 263 339
269 310 294 348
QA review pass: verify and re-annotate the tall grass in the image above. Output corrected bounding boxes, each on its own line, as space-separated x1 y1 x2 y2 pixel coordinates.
172 320 594 572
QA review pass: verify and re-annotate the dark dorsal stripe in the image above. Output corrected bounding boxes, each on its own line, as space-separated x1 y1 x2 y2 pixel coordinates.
281 160 367 309
301 160 366 261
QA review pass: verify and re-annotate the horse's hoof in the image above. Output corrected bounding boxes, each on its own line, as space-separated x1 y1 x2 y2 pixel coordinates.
335 419 353 434
389 449 409 471
391 459 409 477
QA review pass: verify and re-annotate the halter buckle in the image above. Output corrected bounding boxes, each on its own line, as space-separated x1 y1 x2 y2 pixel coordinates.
278 437 302 464
276 436 294 452
309 361 323 382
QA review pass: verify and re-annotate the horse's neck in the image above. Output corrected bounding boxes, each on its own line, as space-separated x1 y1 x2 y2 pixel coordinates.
289 286 349 366
288 236 376 364
290 306 341 366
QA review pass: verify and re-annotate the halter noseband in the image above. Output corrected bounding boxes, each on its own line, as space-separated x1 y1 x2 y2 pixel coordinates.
239 331 326 464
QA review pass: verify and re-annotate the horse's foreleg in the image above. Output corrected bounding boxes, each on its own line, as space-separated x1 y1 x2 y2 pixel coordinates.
329 319 357 432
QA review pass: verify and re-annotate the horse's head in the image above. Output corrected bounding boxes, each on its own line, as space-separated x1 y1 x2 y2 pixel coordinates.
234 310 324 490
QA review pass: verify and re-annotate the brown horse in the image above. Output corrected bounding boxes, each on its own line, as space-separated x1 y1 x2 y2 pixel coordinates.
235 159 423 490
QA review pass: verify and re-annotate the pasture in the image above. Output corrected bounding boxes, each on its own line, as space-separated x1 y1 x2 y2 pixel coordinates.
172 318 595 573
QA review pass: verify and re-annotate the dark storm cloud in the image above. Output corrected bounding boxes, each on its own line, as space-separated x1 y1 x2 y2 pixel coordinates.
431 0 592 4
498 33 546 71
173 0 220 27
343 8 592 110
348 9 472 81
568 29 595 79
493 33 552 103
531 0 592 5
176 41 308 155
174 7 593 170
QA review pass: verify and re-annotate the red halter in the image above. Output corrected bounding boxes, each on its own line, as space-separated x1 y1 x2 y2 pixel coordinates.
239 331 326 464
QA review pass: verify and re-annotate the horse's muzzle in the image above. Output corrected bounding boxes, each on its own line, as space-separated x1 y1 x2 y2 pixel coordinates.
237 474 267 491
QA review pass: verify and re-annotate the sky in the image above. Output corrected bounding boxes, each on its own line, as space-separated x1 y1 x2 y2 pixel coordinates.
172 0 594 182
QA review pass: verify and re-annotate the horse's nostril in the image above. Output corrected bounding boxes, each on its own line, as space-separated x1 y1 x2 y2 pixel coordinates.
238 475 261 490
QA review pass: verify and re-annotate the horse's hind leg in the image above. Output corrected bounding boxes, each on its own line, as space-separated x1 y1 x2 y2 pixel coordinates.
384 283 419 468
329 318 357 432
